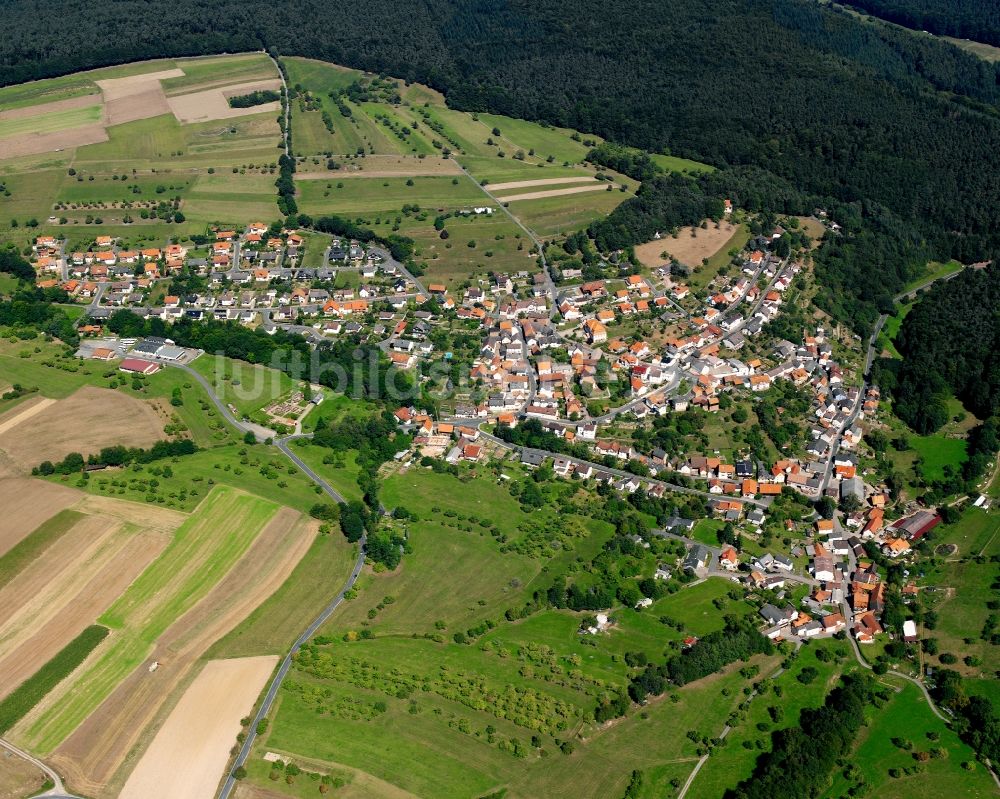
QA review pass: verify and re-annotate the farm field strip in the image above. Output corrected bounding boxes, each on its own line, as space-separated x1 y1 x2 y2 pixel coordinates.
493 183 607 202
45 508 314 796
487 175 599 192
0 397 56 436
13 487 278 755
120 656 278 799
0 478 82 556
0 523 169 701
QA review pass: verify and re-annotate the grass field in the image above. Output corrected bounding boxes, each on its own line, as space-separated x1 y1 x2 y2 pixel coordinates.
824 679 994 798
288 443 363 503
188 353 299 422
690 638 854 798
16 486 277 753
909 432 968 482
902 260 963 294
0 103 101 140
650 153 715 174
0 54 283 248
208 533 358 658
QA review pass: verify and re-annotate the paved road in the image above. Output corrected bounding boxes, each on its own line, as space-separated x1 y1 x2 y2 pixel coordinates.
217 538 366 799
472 428 771 508
167 360 278 441
0 737 77 799
455 162 556 302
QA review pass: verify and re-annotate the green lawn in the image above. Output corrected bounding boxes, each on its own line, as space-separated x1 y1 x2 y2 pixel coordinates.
909 432 967 482
506 185 635 238
59 441 324 513
297 174 488 216
187 353 299 423
19 486 278 753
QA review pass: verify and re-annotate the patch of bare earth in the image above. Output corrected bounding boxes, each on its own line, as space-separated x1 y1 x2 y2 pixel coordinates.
167 79 282 124
0 386 165 473
119 656 278 799
634 220 737 268
0 125 109 159
0 747 47 799
105 89 170 125
51 511 317 798
495 183 606 202
0 476 81 557
0 520 170 700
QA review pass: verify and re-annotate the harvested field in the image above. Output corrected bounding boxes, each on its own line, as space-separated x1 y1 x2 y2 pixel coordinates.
105 89 170 126
45 506 315 797
0 94 100 122
95 69 184 101
0 386 164 473
634 220 739 268
488 175 597 192
297 155 461 179
0 396 56 436
0 125 108 159
0 520 169 701
0 477 80 557
493 183 607 202
0 746 47 799
167 80 282 124
119 656 278 799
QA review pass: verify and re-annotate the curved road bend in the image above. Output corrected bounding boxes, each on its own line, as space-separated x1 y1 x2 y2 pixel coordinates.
0 737 75 799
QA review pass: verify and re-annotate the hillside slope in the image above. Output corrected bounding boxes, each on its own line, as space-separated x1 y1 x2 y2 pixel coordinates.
2 0 1000 264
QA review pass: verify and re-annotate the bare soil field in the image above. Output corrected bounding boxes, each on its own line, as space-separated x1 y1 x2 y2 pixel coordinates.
0 94 100 122
95 69 184 101
298 155 462 179
105 89 171 125
0 396 56 436
0 476 81 557
488 175 597 192
119 656 278 799
167 79 282 124
50 510 315 797
0 125 109 158
494 183 607 202
0 747 47 799
0 386 164 472
634 220 738 268
0 522 169 699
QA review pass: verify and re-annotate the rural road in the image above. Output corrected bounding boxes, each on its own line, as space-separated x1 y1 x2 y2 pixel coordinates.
216 537 366 799
0 737 76 799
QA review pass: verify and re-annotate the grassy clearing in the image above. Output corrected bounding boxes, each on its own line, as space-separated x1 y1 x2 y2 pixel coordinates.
825 679 994 799
687 223 751 292
650 153 715 174
20 486 277 752
288 443 363 503
903 260 963 294
60 441 323 513
0 625 108 734
924 556 998 678
209 532 358 658
0 510 84 585
933 507 1000 556
187 353 298 421
942 37 1000 63
909 432 967 482
267 633 771 799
